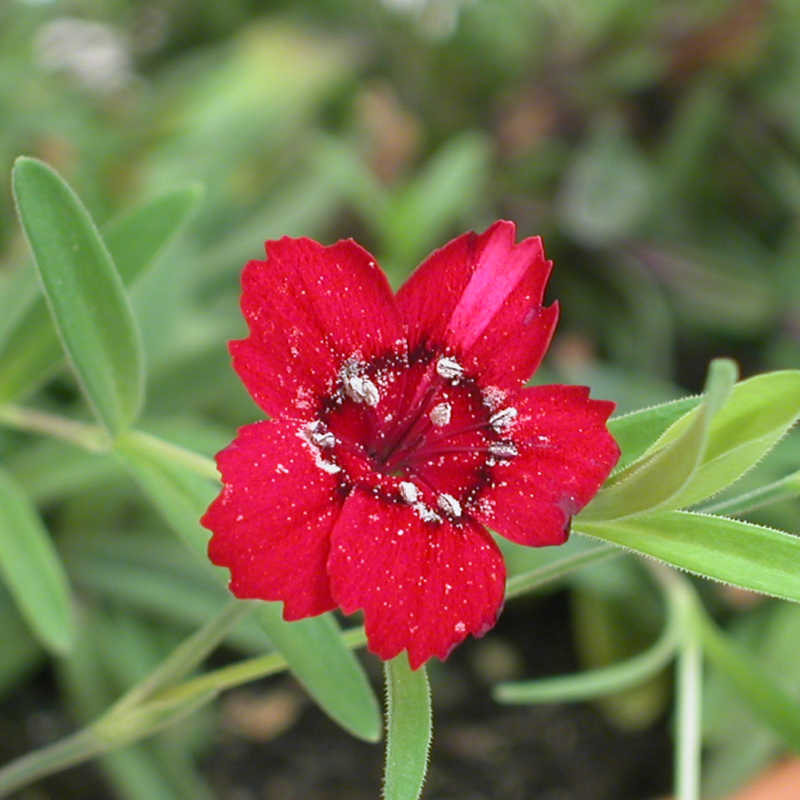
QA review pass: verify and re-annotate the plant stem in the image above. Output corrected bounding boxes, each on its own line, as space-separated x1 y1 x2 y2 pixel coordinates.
495 587 681 703
0 512 622 795
0 728 106 797
0 403 109 451
118 429 219 481
699 470 800 516
0 626 367 797
675 626 703 800
110 599 254 715
505 543 619 600
0 403 219 480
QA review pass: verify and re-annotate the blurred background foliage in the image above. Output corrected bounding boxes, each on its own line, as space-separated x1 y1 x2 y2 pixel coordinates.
1 0 800 797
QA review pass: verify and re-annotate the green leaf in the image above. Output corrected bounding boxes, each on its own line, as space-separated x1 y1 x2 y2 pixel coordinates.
581 358 736 521
111 600 254 715
258 604 381 742
63 530 269 656
690 600 800 752
114 430 382 742
383 657 432 800
0 587 42 699
0 184 201 404
504 543 620 600
608 395 701 472
701 469 800 516
0 468 75 654
669 370 800 509
114 430 220 564
103 184 203 283
578 511 800 603
382 132 489 269
494 597 679 703
11 157 144 435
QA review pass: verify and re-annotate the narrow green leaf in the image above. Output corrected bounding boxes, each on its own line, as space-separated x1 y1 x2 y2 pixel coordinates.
581 359 736 521
11 157 144 434
63 531 269 656
669 370 800 508
0 468 75 654
690 601 800 752
383 132 489 268
608 395 701 472
258 604 381 742
0 587 42 698
112 600 254 715
0 185 201 404
103 184 203 283
701 469 800 516
383 657 432 800
504 543 620 601
114 430 220 563
494 588 680 703
114 430 382 742
578 511 800 603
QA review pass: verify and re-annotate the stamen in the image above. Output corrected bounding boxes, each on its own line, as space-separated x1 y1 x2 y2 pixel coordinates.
297 423 342 475
436 356 464 381
398 481 420 504
489 407 518 433
306 420 336 448
488 441 518 458
343 373 380 406
437 493 462 518
414 502 443 524
429 402 452 427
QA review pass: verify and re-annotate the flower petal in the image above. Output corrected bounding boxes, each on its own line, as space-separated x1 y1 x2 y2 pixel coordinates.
328 489 505 669
232 237 403 418
396 220 557 391
474 385 619 546
202 418 345 619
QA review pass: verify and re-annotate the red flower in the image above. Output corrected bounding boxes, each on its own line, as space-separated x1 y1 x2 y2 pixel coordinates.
201 221 619 669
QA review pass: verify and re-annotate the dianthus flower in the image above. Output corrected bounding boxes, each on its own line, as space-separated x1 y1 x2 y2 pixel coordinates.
202 221 620 668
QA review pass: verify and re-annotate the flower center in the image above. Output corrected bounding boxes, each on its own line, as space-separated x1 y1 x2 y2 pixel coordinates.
299 348 518 524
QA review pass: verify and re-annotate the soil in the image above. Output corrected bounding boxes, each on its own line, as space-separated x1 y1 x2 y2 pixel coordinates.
1 592 672 799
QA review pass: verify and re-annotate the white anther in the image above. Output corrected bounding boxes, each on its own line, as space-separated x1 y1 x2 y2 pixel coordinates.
305 420 336 448
414 502 443 524
398 481 419 504
343 373 380 406
317 459 342 475
437 493 462 518
489 407 518 433
312 431 336 448
429 402 452 427
436 356 464 381
489 441 518 458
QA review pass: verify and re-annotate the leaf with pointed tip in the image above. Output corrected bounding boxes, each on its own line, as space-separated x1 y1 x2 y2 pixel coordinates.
114 430 382 742
669 370 800 509
0 469 75 654
494 587 680 704
608 395 701 473
578 511 800 603
0 182 201 404
11 157 144 434
581 359 737 521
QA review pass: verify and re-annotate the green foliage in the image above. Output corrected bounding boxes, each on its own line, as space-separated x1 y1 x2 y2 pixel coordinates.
11 158 144 435
1 2 800 797
0 469 74 655
383 657 432 800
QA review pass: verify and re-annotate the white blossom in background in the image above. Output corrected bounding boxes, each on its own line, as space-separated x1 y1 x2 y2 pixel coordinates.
34 17 134 92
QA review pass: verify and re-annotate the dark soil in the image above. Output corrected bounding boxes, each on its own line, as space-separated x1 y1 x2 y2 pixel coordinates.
1 591 672 799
